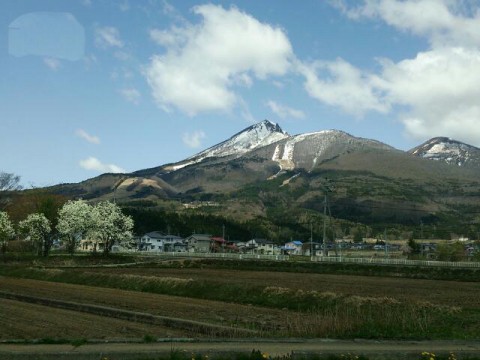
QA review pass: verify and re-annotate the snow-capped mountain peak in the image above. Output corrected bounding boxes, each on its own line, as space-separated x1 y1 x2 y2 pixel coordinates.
269 129 395 171
166 120 289 171
409 137 480 167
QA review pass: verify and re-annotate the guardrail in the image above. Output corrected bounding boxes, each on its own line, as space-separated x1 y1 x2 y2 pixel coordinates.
136 251 480 268
145 251 290 262
310 256 480 268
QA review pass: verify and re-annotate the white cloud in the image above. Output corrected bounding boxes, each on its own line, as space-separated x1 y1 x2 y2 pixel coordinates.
266 100 305 119
182 130 206 148
379 47 480 143
144 4 293 115
306 0 480 145
43 57 61 71
95 26 124 49
297 59 389 117
79 157 125 173
336 0 480 49
76 129 100 144
118 88 141 104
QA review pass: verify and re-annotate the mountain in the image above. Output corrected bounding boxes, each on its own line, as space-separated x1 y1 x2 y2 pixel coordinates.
47 121 480 239
257 129 396 172
162 120 289 172
408 137 480 167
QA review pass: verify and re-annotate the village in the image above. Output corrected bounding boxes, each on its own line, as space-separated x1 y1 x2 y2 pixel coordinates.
78 230 478 260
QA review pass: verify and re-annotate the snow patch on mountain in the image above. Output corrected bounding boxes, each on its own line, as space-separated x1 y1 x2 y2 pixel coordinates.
166 120 289 171
409 137 480 167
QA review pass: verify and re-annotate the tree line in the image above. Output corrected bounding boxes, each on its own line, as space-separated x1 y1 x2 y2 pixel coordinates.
1 199 133 257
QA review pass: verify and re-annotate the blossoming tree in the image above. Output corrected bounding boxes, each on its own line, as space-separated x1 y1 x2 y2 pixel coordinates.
0 211 15 256
19 213 51 256
57 200 93 254
90 201 134 255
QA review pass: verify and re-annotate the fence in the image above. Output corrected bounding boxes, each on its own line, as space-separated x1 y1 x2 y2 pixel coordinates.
144 251 480 268
310 255 480 268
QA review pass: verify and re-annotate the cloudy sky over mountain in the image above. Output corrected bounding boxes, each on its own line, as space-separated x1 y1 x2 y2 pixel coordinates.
2 0 479 186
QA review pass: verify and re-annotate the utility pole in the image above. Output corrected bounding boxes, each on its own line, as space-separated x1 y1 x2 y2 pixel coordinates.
384 228 388 258
320 178 334 257
322 193 327 257
222 224 225 253
310 221 313 258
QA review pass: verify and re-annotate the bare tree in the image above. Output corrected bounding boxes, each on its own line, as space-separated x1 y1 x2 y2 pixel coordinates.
0 172 22 191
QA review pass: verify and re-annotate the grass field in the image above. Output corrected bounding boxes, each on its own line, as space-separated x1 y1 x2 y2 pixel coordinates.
1 256 479 341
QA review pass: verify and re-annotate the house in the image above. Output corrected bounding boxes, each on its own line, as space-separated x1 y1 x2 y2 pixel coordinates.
185 234 212 253
302 241 322 256
173 241 187 252
79 238 104 252
283 240 303 255
233 240 247 252
245 239 258 253
162 235 184 252
224 239 241 253
139 232 185 252
255 239 275 255
140 231 165 251
210 236 227 252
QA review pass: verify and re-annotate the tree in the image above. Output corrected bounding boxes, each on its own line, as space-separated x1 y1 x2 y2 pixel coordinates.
353 229 364 243
0 172 22 210
57 200 93 254
6 190 66 224
0 211 15 257
407 238 421 255
90 201 133 255
19 213 51 256
0 172 22 191
436 241 465 262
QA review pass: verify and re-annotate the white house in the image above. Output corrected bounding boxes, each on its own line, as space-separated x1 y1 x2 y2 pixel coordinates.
244 239 276 255
140 231 165 251
140 232 185 252
283 240 303 255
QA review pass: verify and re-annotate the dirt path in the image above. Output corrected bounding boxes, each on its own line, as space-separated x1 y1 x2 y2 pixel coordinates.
1 339 480 359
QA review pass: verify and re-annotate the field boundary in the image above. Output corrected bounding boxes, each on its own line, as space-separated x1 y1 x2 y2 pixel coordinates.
0 291 257 338
126 251 480 268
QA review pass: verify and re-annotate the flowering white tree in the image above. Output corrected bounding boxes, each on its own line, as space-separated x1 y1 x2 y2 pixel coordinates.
0 211 15 256
90 201 133 255
19 213 51 256
57 200 93 254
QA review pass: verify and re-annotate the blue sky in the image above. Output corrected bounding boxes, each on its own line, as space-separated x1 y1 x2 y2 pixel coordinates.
1 0 480 186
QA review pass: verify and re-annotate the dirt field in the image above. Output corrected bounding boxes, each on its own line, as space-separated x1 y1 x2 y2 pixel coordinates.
93 267 480 308
1 264 479 341
0 298 190 339
0 276 310 337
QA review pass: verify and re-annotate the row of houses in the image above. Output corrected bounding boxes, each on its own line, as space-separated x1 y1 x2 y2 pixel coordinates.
136 231 322 255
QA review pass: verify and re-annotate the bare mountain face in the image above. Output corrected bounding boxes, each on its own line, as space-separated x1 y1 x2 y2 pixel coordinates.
409 137 480 167
48 120 480 231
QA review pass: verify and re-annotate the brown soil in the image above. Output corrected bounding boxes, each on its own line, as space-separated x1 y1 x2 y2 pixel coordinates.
2 266 479 341
0 298 189 339
93 267 480 308
0 276 308 338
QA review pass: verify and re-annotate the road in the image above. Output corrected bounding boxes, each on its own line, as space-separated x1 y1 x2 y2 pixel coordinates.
1 339 480 359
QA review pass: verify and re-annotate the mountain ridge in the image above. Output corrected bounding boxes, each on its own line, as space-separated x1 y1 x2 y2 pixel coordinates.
46 120 480 237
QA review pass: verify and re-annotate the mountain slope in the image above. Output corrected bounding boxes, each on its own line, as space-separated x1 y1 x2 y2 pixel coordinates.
256 129 396 172
163 120 289 172
409 137 480 167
